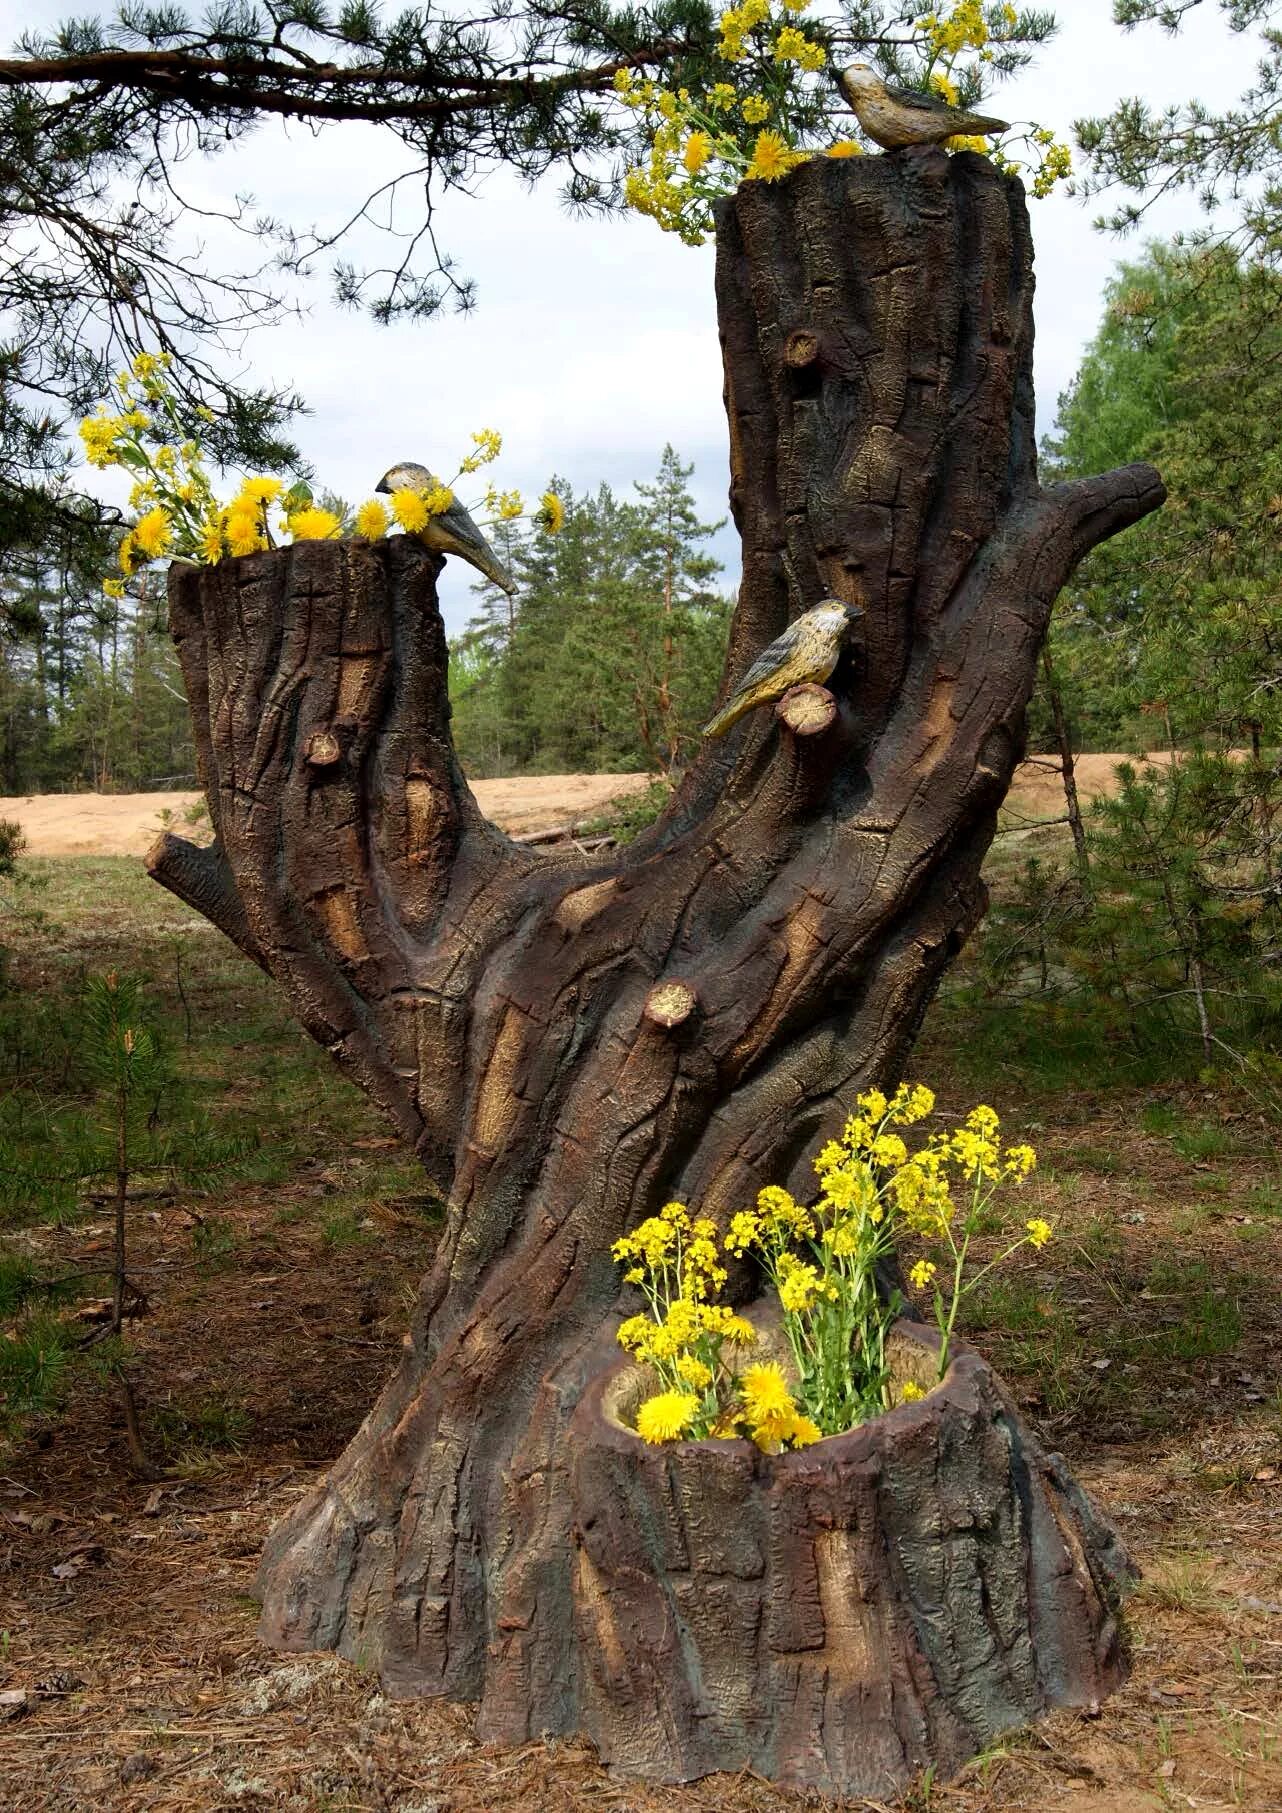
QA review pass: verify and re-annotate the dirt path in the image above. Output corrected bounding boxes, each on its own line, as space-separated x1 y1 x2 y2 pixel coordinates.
0 773 653 856
2 755 1188 858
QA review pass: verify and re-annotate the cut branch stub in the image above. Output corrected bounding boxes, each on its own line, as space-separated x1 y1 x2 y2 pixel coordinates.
776 681 837 737
151 148 1164 1800
642 978 699 1030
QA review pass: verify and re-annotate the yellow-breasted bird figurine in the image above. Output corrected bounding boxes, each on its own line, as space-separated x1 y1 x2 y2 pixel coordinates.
838 62 1009 148
375 460 517 596
702 599 863 739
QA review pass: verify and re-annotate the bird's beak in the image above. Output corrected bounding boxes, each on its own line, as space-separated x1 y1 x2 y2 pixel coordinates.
844 603 866 625
374 476 390 494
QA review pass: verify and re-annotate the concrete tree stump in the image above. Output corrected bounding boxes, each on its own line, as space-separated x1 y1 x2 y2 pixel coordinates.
149 146 1163 1797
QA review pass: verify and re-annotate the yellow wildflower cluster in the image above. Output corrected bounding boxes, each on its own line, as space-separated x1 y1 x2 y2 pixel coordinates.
616 0 1069 238
79 367 559 592
616 1081 1049 1449
613 0 827 243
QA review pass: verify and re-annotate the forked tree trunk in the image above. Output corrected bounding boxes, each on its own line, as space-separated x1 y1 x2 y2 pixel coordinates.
150 148 1163 1796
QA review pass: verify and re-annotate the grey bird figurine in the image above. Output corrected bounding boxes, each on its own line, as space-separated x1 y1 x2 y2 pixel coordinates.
375 460 517 596
703 599 863 739
838 62 1009 148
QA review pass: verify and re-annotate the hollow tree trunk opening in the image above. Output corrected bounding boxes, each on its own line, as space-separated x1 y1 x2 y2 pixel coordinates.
150 148 1163 1797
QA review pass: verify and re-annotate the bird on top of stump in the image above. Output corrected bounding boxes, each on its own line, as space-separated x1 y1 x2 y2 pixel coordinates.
375 460 517 596
702 599 863 739
838 62 1009 148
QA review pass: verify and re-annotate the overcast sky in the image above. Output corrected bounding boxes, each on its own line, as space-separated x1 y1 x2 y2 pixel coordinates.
3 0 1260 636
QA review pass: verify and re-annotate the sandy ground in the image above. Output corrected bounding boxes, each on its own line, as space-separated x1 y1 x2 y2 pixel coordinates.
0 754 1178 858
0 772 654 856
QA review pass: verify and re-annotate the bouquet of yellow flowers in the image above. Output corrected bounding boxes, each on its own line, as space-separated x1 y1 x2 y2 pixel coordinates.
615 0 1072 244
613 1081 1049 1446
81 356 562 598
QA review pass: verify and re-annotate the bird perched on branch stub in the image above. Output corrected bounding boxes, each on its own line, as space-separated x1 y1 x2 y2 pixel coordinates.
376 461 517 596
703 599 863 738
838 63 1009 148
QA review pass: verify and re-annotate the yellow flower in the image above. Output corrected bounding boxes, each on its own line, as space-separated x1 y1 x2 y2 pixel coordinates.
774 24 808 60
240 476 284 503
900 1380 925 1403
617 1313 655 1353
871 1133 908 1170
739 1362 793 1423
657 89 679 120
724 1209 760 1256
355 498 390 541
775 1252 820 1313
856 1088 888 1121
636 1390 698 1443
684 130 713 174
132 507 173 560
613 67 634 94
967 1104 1000 1135
786 1413 822 1446
741 95 770 125
909 1259 937 1290
102 578 126 599
929 70 960 106
117 534 137 577
472 427 502 462
539 491 565 535
1025 1217 1053 1249
198 516 224 564
390 489 430 534
675 1353 713 1390
1004 1143 1037 1180
289 506 342 542
424 483 455 517
798 40 825 70
710 82 737 112
827 139 862 158
79 413 122 468
225 504 266 558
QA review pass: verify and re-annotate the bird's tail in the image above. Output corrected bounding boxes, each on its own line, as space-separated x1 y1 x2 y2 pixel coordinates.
702 694 750 740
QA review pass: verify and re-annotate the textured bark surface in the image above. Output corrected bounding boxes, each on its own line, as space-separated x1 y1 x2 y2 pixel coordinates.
151 146 1163 1794
573 1319 1132 1795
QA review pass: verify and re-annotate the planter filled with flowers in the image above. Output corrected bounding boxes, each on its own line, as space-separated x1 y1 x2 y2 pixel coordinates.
567 1088 1132 1795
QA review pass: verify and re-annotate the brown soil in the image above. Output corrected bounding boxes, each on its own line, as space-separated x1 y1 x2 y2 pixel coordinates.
0 773 653 856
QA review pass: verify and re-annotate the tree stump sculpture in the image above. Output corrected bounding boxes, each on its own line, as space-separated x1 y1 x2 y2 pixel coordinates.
150 148 1164 1797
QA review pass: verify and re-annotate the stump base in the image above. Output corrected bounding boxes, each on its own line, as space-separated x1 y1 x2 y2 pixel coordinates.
567 1320 1131 1797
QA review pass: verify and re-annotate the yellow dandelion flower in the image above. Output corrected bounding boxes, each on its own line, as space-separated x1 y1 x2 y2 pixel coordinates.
117 533 138 577
784 1412 822 1447
102 578 126 599
740 1362 794 1422
240 476 284 503
198 516 224 564
131 507 173 560
390 489 430 534
636 1390 698 1444
289 506 342 542
827 139 862 158
355 498 390 541
900 1380 925 1403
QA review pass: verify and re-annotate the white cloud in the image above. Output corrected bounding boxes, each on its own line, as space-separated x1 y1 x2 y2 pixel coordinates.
2 0 1262 633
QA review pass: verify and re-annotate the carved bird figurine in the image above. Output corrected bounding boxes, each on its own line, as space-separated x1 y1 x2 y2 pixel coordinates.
838 62 1009 149
375 460 517 596
703 599 863 739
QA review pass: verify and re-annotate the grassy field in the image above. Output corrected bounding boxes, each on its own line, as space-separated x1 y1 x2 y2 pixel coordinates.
1 848 1281 1811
